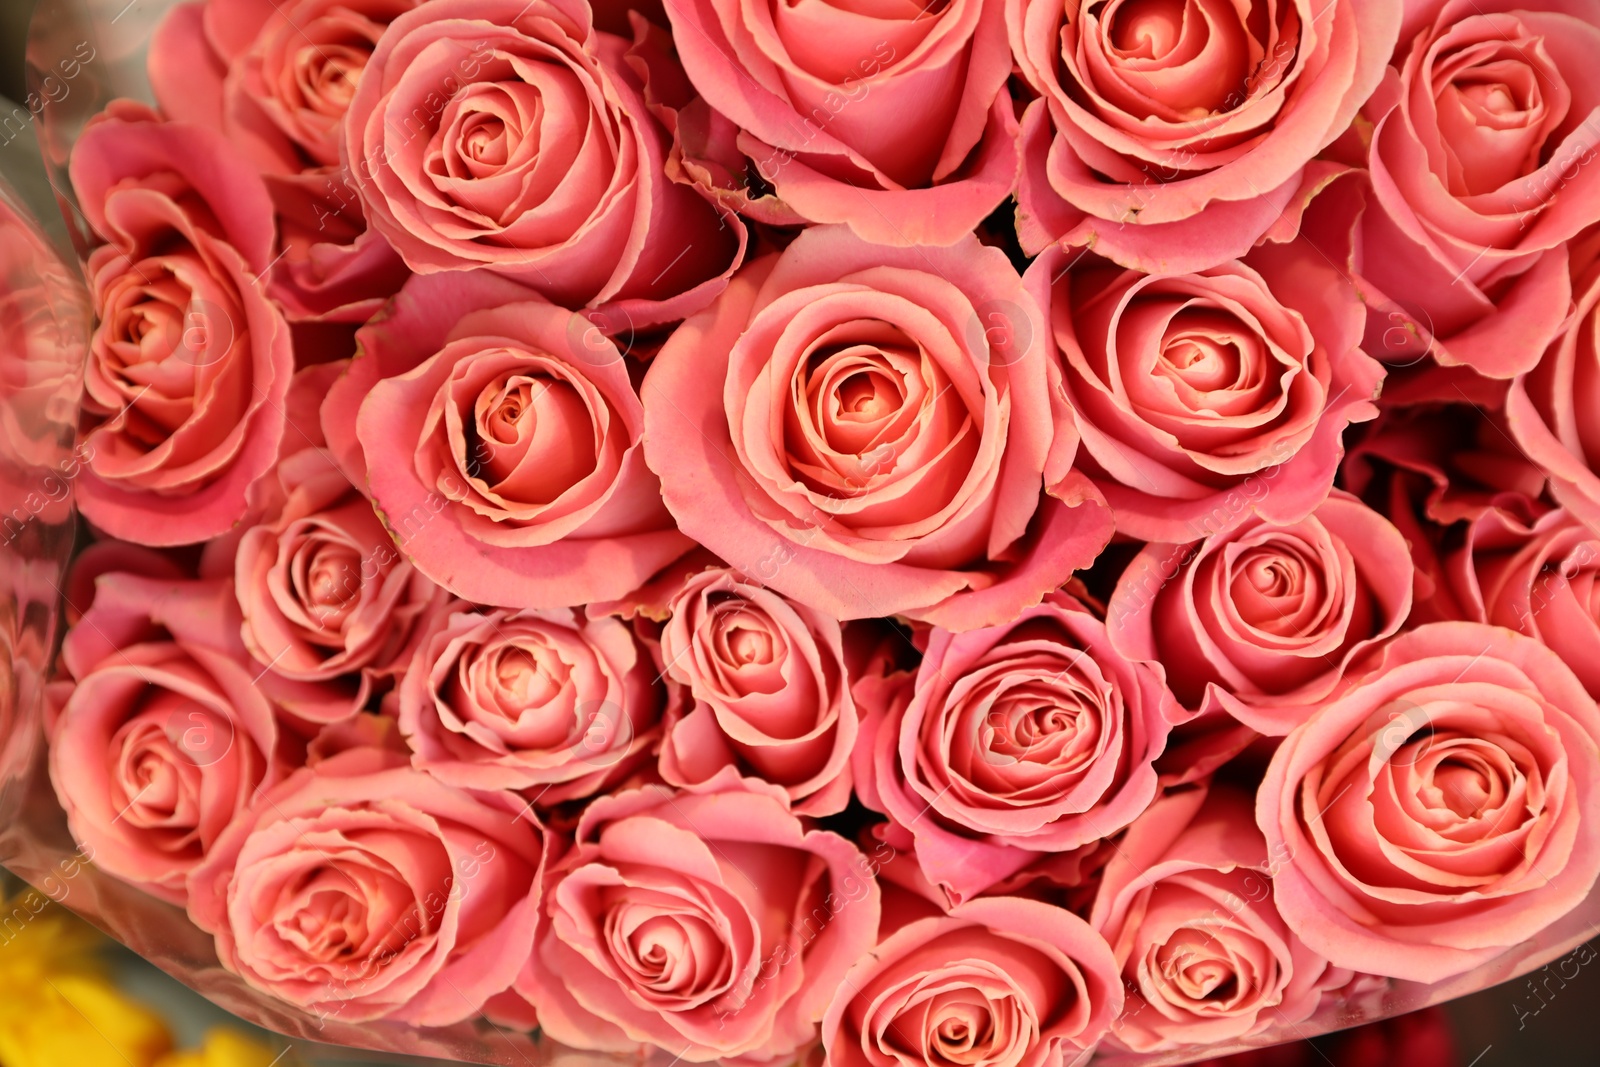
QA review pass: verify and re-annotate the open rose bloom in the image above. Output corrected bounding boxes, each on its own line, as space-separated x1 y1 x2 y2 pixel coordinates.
8 0 1600 1065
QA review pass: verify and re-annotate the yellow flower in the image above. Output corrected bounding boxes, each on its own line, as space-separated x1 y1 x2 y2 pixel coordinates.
154 1028 290 1067
0 889 172 1067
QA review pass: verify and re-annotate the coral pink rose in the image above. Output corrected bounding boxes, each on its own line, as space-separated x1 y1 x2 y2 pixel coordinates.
644 224 1113 630
522 778 880 1061
655 563 858 815
342 0 743 325
661 0 1018 246
187 747 550 1025
1356 0 1600 379
149 0 416 170
51 574 288 905
326 272 693 608
1258 623 1600 982
50 641 284 907
820 888 1122 1067
1090 786 1352 1052
1425 506 1600 698
69 109 293 545
1009 0 1397 272
61 556 355 729
268 171 414 325
1107 491 1413 735
860 592 1180 903
397 602 664 801
149 0 415 323
1025 236 1384 543
1508 238 1600 531
155 0 422 170
235 446 445 719
1342 399 1551 615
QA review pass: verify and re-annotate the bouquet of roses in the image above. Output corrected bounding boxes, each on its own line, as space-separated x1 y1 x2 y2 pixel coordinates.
9 0 1600 1063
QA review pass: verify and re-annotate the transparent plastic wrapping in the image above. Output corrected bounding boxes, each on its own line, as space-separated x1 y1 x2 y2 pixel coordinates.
2 2 1597 1065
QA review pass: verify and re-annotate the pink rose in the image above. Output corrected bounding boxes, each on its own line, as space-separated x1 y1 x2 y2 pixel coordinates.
186 747 550 1025
342 0 744 325
50 574 287 905
644 224 1113 630
61 553 356 730
170 0 424 170
1424 505 1600 698
655 563 858 815
62 542 192 626
397 601 664 801
1258 623 1600 982
326 272 693 608
661 0 1019 245
1107 491 1414 735
69 109 293 545
1343 399 1551 612
235 446 445 720
844 620 922 817
1090 786 1351 1052
1508 240 1600 530
821 891 1122 1067
1357 0 1600 379
1025 237 1385 543
148 0 415 323
268 171 414 325
522 777 881 1061
1009 0 1397 271
859 592 1179 903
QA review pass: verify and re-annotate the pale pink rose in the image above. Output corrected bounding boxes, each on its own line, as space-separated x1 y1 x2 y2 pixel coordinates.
1258 622 1600 982
51 574 289 906
660 0 1018 245
148 0 416 323
342 0 744 326
324 271 693 608
69 108 293 545
1107 491 1413 735
397 601 664 800
1090 785 1352 1052
1424 506 1600 698
644 225 1113 630
1357 0 1600 379
821 884 1122 1067
235 446 445 720
1025 237 1385 543
1508 238 1600 530
1008 0 1397 272
858 592 1180 903
522 777 880 1061
186 747 550 1025
654 563 858 815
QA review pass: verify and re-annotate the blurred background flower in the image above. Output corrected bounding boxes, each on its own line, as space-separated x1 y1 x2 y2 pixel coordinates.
0 882 289 1067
